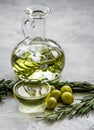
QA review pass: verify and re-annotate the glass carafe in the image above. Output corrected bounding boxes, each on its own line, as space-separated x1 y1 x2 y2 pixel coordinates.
11 5 65 82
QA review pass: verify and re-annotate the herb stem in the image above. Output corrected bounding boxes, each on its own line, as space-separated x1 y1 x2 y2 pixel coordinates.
38 94 94 121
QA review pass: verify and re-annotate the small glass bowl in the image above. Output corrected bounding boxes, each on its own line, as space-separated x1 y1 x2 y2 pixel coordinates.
13 80 51 113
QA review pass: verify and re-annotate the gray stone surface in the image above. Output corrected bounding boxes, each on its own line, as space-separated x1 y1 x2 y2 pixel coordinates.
0 0 94 129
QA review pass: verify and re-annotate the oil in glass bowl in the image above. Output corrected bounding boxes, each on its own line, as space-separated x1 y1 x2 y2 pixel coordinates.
13 80 51 113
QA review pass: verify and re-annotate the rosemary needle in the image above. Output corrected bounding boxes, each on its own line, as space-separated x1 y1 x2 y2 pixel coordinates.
38 94 94 121
0 79 15 101
49 81 94 92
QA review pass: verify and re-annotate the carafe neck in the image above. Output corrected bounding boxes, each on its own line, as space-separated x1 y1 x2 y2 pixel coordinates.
30 17 45 40
22 5 50 41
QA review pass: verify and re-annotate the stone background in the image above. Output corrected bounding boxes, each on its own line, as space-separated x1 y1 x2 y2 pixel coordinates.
0 0 94 130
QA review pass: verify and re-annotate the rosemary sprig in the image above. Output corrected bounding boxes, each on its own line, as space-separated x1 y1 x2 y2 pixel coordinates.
49 81 94 92
0 79 15 101
37 93 94 121
0 80 94 102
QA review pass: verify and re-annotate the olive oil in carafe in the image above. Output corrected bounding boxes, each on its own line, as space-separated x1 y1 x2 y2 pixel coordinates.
12 43 65 82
